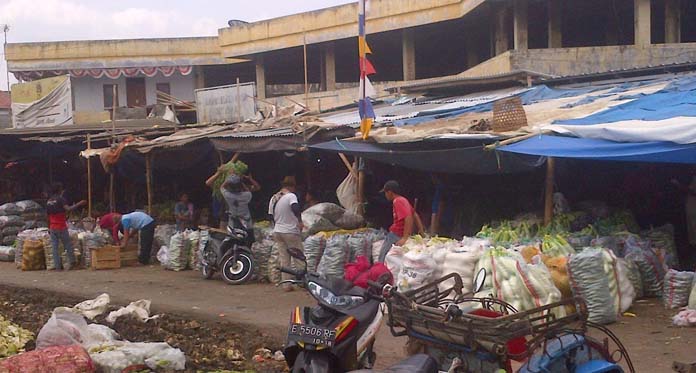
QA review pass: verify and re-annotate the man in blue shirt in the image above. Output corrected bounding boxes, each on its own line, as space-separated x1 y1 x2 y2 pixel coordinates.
117 211 156 265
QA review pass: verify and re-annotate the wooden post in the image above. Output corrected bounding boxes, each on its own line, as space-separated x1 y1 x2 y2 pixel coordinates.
544 157 555 225
236 77 242 123
87 134 92 218
110 173 115 213
357 158 365 216
111 84 117 138
303 32 309 109
338 153 357 177
146 154 153 215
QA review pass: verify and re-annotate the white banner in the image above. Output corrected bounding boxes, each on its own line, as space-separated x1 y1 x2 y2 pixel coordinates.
195 83 257 124
11 76 73 128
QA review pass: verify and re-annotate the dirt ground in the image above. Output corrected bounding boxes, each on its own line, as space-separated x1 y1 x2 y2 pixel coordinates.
0 262 693 372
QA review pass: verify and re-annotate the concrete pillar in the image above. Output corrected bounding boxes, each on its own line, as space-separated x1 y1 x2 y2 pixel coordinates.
493 5 511 55
513 0 528 50
634 0 651 47
255 55 266 99
665 0 681 44
402 28 416 81
321 43 336 91
548 0 563 48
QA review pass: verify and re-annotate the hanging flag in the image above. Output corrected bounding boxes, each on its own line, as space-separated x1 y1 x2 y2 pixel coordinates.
358 0 375 140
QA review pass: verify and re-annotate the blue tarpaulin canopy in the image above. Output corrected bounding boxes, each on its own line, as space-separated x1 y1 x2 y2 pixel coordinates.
501 135 696 164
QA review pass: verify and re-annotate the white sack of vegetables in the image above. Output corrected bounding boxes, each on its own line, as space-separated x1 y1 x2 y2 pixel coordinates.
438 245 482 295
567 248 622 324
397 249 437 292
475 248 563 314
384 245 405 277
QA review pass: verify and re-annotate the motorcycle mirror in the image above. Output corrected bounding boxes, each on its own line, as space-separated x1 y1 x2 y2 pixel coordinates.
287 247 306 262
473 268 487 294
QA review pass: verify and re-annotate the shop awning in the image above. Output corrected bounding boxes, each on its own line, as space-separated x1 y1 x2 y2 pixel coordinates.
500 135 696 164
311 138 544 174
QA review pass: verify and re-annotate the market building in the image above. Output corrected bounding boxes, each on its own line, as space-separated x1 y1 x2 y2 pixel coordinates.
0 91 9 129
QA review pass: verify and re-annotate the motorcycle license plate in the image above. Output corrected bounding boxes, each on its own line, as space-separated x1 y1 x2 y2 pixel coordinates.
287 323 336 347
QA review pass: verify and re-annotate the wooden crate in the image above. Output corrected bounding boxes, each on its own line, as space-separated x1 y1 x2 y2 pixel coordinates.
121 244 139 267
91 245 121 270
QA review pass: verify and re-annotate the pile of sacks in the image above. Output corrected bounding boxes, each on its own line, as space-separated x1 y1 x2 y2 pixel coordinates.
158 229 202 272
302 203 365 235
0 200 46 246
304 228 386 279
252 222 277 282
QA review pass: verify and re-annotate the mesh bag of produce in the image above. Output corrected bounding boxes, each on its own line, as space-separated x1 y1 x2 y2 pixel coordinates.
154 224 176 251
663 269 695 309
567 248 620 324
0 345 95 372
347 233 370 263
187 230 201 270
267 242 281 283
641 224 678 268
22 239 46 271
167 232 188 271
689 279 696 310
303 233 326 271
14 230 34 269
317 234 350 279
252 238 274 282
15 200 42 213
0 202 20 216
335 212 364 230
621 258 644 299
625 246 665 298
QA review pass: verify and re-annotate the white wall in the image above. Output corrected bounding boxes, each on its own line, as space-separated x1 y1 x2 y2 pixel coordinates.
71 72 195 112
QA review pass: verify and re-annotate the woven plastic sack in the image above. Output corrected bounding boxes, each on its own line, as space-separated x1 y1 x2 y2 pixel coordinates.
317 234 349 279
567 248 620 324
303 234 325 271
615 257 637 313
0 215 23 229
347 233 370 263
302 214 338 235
251 238 274 282
335 212 364 231
14 230 35 269
303 203 346 223
397 250 436 292
187 231 201 270
689 279 696 310
22 239 46 271
0 246 15 262
438 247 480 295
663 269 695 309
622 258 644 299
0 345 95 372
15 200 42 213
625 246 665 297
154 224 176 251
0 203 20 216
267 242 281 283
167 232 188 271
384 245 405 278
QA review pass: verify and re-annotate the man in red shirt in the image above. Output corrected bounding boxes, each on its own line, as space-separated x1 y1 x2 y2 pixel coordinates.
378 180 415 262
98 212 123 244
46 183 86 270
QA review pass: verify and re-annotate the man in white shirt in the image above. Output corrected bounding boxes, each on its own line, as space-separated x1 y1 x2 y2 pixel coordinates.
268 177 304 291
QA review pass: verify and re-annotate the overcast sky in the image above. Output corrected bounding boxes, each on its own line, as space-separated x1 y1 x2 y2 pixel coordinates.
0 0 355 90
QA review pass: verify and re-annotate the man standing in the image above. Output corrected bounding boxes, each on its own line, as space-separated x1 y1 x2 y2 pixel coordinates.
378 180 415 263
268 177 303 291
174 193 194 231
118 211 156 265
46 183 86 270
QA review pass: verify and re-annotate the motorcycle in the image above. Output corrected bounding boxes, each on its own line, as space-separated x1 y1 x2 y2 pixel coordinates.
199 215 255 285
349 354 438 373
382 270 636 373
279 247 387 373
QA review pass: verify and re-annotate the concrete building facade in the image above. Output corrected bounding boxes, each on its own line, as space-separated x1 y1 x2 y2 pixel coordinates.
6 0 696 117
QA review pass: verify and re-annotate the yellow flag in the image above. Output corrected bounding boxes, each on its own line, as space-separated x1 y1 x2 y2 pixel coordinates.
358 36 372 57
361 118 374 140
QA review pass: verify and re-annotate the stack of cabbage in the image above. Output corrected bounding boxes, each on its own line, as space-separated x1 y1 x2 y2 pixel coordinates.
0 314 33 358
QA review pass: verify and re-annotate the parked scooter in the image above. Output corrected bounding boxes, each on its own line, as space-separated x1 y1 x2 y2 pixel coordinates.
350 354 438 373
199 215 254 284
279 248 387 373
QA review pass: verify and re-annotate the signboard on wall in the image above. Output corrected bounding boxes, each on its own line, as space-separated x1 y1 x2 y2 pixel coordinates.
11 75 73 128
195 83 257 124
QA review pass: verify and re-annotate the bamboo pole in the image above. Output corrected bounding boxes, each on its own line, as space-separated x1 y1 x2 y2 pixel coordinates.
544 157 555 225
146 154 153 214
338 153 357 177
87 134 92 218
303 32 309 109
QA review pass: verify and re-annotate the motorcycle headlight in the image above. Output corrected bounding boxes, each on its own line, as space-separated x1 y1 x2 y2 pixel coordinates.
307 282 364 308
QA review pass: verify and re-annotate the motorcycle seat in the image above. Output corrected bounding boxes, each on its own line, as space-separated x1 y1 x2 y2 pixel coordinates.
350 354 438 373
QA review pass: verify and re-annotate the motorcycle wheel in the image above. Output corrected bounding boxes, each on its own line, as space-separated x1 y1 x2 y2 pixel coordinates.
221 251 254 285
201 264 215 280
292 351 331 373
